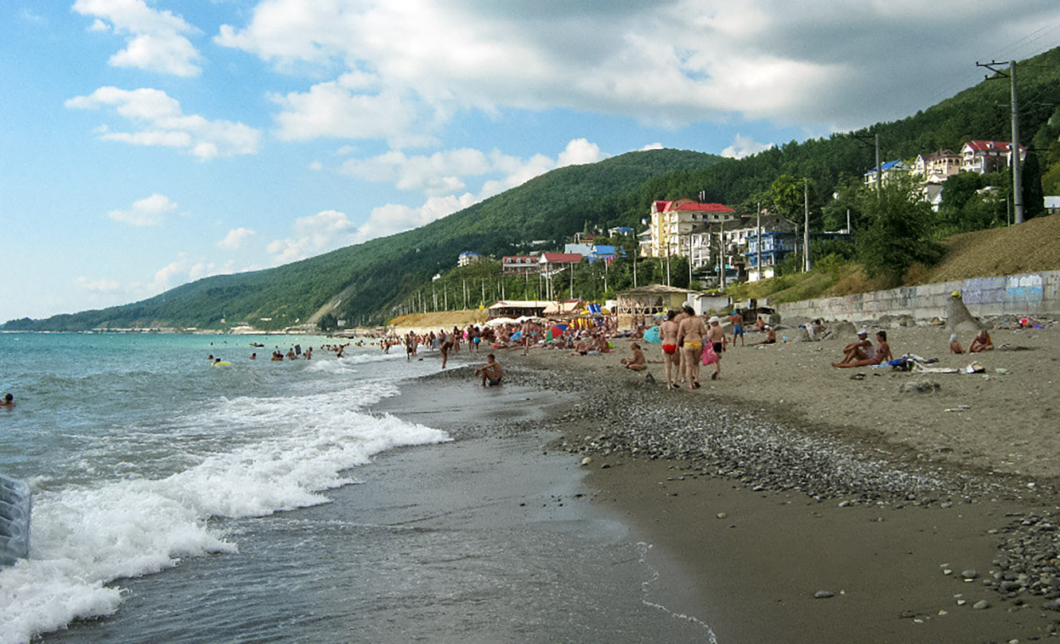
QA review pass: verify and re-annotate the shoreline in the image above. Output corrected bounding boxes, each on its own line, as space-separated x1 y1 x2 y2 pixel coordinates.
382 327 1060 642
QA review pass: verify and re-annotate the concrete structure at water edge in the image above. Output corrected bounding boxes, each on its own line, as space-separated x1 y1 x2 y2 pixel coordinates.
776 270 1060 323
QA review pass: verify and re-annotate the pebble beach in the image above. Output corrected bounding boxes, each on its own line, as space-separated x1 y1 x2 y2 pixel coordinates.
398 319 1060 642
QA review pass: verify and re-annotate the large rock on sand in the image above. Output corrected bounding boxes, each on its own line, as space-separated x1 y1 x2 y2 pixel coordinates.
832 320 858 338
945 293 985 335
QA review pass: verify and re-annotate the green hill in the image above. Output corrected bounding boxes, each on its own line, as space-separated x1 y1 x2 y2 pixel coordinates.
3 149 720 331
8 46 1060 332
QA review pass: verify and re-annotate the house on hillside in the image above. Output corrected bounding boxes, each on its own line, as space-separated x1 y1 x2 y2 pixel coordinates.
538 252 583 278
745 230 853 282
502 255 540 275
608 226 634 237
913 150 962 183
647 199 736 259
961 140 1026 175
457 251 483 266
864 160 910 187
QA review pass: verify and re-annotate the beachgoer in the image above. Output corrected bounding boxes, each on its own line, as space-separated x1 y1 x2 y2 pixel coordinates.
730 310 745 347
968 328 994 353
949 334 964 354
250 353 256 360
475 353 503 386
758 326 777 344
0 393 14 408
659 310 681 389
706 316 726 380
834 331 892 368
836 329 871 362
621 342 646 371
677 305 707 389
439 329 452 369
754 316 766 332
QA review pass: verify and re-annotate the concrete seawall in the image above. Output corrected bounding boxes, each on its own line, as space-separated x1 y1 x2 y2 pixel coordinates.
776 270 1060 323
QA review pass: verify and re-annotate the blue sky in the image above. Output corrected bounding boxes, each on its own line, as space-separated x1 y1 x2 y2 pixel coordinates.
2 1 1059 323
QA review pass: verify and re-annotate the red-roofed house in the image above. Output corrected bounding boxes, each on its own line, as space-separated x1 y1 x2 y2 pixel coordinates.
961 141 1026 175
648 199 736 258
502 255 540 275
913 150 962 183
538 252 583 277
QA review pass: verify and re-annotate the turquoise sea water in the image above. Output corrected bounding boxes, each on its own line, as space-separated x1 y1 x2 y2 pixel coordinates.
0 333 716 644
0 333 450 643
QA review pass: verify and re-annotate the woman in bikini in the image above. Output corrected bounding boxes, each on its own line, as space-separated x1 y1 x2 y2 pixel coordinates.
677 306 707 389
833 331 892 368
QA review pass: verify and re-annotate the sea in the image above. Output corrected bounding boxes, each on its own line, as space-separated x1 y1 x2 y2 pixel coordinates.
0 333 717 644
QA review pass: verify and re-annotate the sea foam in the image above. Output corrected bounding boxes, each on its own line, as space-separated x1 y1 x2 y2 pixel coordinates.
0 379 449 644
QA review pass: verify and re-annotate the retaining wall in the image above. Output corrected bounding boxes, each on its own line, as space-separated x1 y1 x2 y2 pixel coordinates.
776 270 1060 323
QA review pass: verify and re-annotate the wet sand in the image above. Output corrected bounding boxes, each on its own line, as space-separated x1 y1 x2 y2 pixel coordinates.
378 324 1060 643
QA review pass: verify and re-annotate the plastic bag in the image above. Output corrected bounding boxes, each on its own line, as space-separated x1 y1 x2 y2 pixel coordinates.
702 345 718 365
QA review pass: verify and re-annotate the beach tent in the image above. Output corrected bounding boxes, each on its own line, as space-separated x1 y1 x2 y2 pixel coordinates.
643 326 661 344
485 317 518 327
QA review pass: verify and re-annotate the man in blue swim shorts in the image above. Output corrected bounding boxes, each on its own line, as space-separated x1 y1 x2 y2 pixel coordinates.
730 310 745 347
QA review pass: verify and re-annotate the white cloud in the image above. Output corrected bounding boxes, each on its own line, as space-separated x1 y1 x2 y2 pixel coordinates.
148 253 233 293
557 138 606 167
266 210 358 265
75 276 121 293
65 87 261 160
217 227 256 250
214 1 1060 139
641 143 664 151
107 193 178 226
354 194 477 243
73 0 202 77
721 134 775 160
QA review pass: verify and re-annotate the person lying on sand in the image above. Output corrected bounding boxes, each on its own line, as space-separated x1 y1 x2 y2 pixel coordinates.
475 353 503 386
621 343 646 371
834 331 892 368
949 334 964 354
968 328 994 353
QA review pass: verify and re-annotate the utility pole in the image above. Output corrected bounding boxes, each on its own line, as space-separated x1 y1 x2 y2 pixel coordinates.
875 133 881 201
756 202 762 283
803 180 811 272
719 219 726 290
977 59 1024 223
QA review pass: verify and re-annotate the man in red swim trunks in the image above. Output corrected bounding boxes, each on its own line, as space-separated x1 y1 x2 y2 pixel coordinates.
659 310 681 389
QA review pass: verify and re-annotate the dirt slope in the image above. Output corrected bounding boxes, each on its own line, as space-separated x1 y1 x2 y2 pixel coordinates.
925 213 1060 283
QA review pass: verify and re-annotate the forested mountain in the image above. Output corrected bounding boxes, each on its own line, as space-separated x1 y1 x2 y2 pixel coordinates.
4 150 720 331
7 46 1060 332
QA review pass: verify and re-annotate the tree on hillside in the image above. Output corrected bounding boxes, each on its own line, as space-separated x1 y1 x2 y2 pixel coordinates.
856 176 942 283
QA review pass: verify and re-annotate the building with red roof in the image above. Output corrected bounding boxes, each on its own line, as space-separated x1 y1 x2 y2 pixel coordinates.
647 198 736 258
961 141 1026 175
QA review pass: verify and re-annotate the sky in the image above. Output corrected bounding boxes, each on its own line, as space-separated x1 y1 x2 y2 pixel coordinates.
2 1 1059 323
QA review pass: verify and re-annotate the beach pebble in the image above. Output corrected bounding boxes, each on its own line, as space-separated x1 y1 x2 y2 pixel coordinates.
972 600 990 610
814 590 835 599
962 569 979 580
716 512 727 519
580 456 592 466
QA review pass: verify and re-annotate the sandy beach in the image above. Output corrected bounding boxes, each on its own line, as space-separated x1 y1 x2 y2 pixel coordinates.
380 319 1060 643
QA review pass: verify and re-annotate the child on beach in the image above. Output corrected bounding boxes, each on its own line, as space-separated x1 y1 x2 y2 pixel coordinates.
949 334 964 354
621 343 646 371
475 354 503 386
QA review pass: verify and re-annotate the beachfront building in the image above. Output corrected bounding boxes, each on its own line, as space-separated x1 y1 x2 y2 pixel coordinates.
538 252 583 277
961 140 1027 175
864 160 911 187
647 199 737 259
614 284 699 319
487 300 550 319
502 255 540 275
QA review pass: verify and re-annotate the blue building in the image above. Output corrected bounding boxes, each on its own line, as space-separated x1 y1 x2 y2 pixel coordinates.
745 231 852 281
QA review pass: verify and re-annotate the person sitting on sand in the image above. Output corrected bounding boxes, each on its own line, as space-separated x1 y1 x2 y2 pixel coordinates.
834 331 892 368
621 342 646 371
758 326 777 345
837 329 871 361
0 393 14 408
475 353 503 386
968 328 994 353
949 334 964 354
